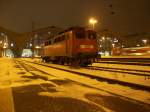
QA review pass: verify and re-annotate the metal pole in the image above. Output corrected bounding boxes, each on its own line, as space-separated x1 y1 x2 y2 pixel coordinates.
92 23 95 30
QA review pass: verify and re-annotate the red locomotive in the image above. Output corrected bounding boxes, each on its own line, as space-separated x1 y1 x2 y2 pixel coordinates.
41 27 98 66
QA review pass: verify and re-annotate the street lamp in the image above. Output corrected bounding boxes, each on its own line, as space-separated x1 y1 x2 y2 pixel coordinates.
112 43 115 48
30 43 32 47
142 39 147 46
89 18 98 30
102 36 105 40
10 43 14 47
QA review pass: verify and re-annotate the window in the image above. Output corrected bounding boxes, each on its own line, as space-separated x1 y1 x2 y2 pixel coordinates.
75 31 85 39
54 35 66 43
44 40 51 46
48 41 51 45
87 32 96 39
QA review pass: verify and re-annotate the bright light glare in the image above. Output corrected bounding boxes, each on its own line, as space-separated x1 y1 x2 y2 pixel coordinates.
89 18 98 30
102 37 105 40
4 43 7 46
35 46 41 49
89 18 98 24
142 39 147 44
11 43 14 47
1 33 4 36
112 43 115 47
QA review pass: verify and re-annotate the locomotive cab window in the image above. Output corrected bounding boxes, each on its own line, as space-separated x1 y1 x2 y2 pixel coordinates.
44 42 48 46
87 32 96 39
61 35 65 41
44 41 51 46
48 41 51 45
75 31 85 39
44 42 46 46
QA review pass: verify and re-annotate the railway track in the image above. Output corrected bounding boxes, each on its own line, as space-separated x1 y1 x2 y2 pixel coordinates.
86 66 150 77
98 58 150 66
100 57 150 62
97 61 150 66
17 59 150 92
14 59 150 108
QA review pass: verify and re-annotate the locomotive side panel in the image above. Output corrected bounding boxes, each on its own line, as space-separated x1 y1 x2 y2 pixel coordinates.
65 31 74 57
43 41 67 57
42 31 74 57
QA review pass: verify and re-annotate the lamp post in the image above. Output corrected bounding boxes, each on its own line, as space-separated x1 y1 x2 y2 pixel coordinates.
89 18 98 30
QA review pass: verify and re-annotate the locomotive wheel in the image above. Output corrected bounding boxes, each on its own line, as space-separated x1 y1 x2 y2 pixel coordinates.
58 58 64 65
43 57 50 63
80 62 87 67
59 60 64 65
79 59 91 67
70 58 80 67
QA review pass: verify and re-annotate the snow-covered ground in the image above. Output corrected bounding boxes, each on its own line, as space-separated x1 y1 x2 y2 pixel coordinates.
21 58 150 104
0 57 150 112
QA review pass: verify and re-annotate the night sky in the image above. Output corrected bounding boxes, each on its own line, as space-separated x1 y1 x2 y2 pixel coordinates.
0 0 150 35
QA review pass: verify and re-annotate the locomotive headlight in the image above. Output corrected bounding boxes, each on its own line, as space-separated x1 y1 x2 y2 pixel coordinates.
80 45 94 49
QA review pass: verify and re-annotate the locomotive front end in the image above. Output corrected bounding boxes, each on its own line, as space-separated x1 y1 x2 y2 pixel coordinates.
73 28 98 65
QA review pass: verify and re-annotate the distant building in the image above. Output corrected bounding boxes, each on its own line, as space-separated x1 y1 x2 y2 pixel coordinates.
27 26 63 57
122 33 150 48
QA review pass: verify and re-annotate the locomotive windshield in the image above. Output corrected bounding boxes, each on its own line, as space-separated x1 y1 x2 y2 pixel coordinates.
75 30 85 39
87 31 96 39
